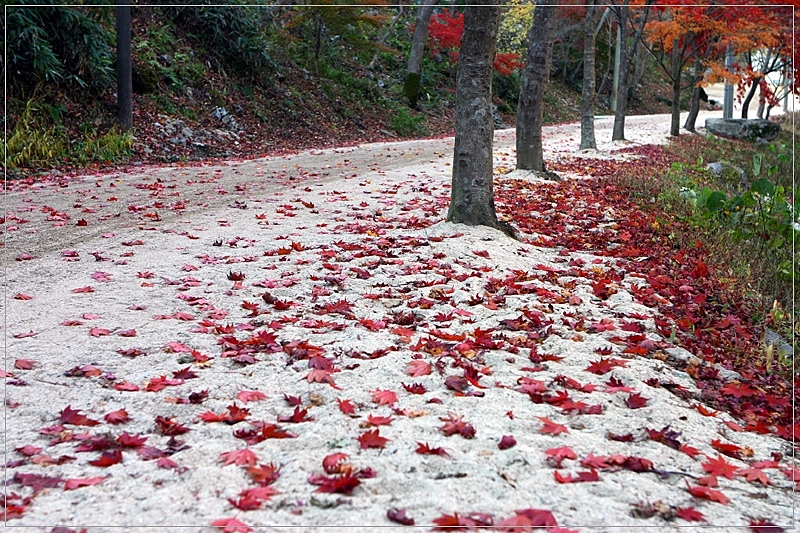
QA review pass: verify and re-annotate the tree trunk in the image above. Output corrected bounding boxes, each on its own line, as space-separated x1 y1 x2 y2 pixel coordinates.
403 0 438 108
446 3 504 231
369 3 404 70
740 76 761 119
579 0 598 150
669 41 681 136
611 1 651 141
116 2 133 132
516 0 557 171
683 62 702 132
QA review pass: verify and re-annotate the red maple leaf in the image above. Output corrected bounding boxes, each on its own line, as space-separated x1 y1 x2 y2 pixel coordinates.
439 413 476 438
554 468 599 483
545 446 577 468
246 463 281 485
685 479 729 505
117 433 147 448
211 517 253 533
625 392 649 409
498 435 517 450
736 466 772 486
675 507 705 522
104 409 130 425
278 406 314 423
322 453 349 474
63 476 105 490
406 359 432 377
154 415 190 435
702 454 739 480
537 416 569 436
220 449 258 467
357 429 388 449
367 414 394 426
585 357 627 375
402 382 428 394
60 406 100 426
416 442 449 457
88 449 122 467
236 390 267 403
313 473 361 494
337 398 357 415
370 389 398 406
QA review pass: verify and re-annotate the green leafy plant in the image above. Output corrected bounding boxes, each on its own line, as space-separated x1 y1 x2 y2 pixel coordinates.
389 107 426 137
3 99 66 168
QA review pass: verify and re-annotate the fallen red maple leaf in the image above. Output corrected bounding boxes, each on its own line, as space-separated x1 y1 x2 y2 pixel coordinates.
104 409 130 425
406 359 432 377
313 473 361 494
625 392 649 409
63 476 105 490
370 389 398 406
702 454 739 480
60 406 100 426
154 415 190 435
88 449 122 467
736 466 772 486
685 479 729 505
537 416 569 436
236 390 267 403
439 413 476 438
337 398 357 415
278 405 314 423
211 517 253 533
246 463 281 485
387 507 415 525
416 442 449 457
498 435 516 450
367 414 394 426
322 453 349 474
357 429 389 449
545 446 577 468
675 506 705 522
220 449 258 467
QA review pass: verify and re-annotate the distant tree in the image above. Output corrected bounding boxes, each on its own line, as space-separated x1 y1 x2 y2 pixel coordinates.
116 2 133 132
516 0 557 171
447 2 513 237
609 0 653 142
404 0 439 107
579 0 600 150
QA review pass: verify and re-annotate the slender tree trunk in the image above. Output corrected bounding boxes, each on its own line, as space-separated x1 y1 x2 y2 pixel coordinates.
116 2 133 132
516 0 557 171
446 3 504 231
369 2 404 70
579 0 598 150
669 41 681 136
611 1 651 141
683 61 702 132
403 0 438 108
740 76 761 119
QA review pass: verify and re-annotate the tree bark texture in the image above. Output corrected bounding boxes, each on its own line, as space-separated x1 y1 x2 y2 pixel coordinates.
116 2 133 132
403 0 438 108
446 3 502 229
669 41 681 136
611 1 651 141
516 0 557 171
740 76 761 119
579 0 599 150
684 61 702 132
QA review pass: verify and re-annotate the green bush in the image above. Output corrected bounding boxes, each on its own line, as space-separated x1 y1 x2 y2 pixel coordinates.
3 99 66 168
7 2 114 96
160 1 275 77
390 107 426 137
